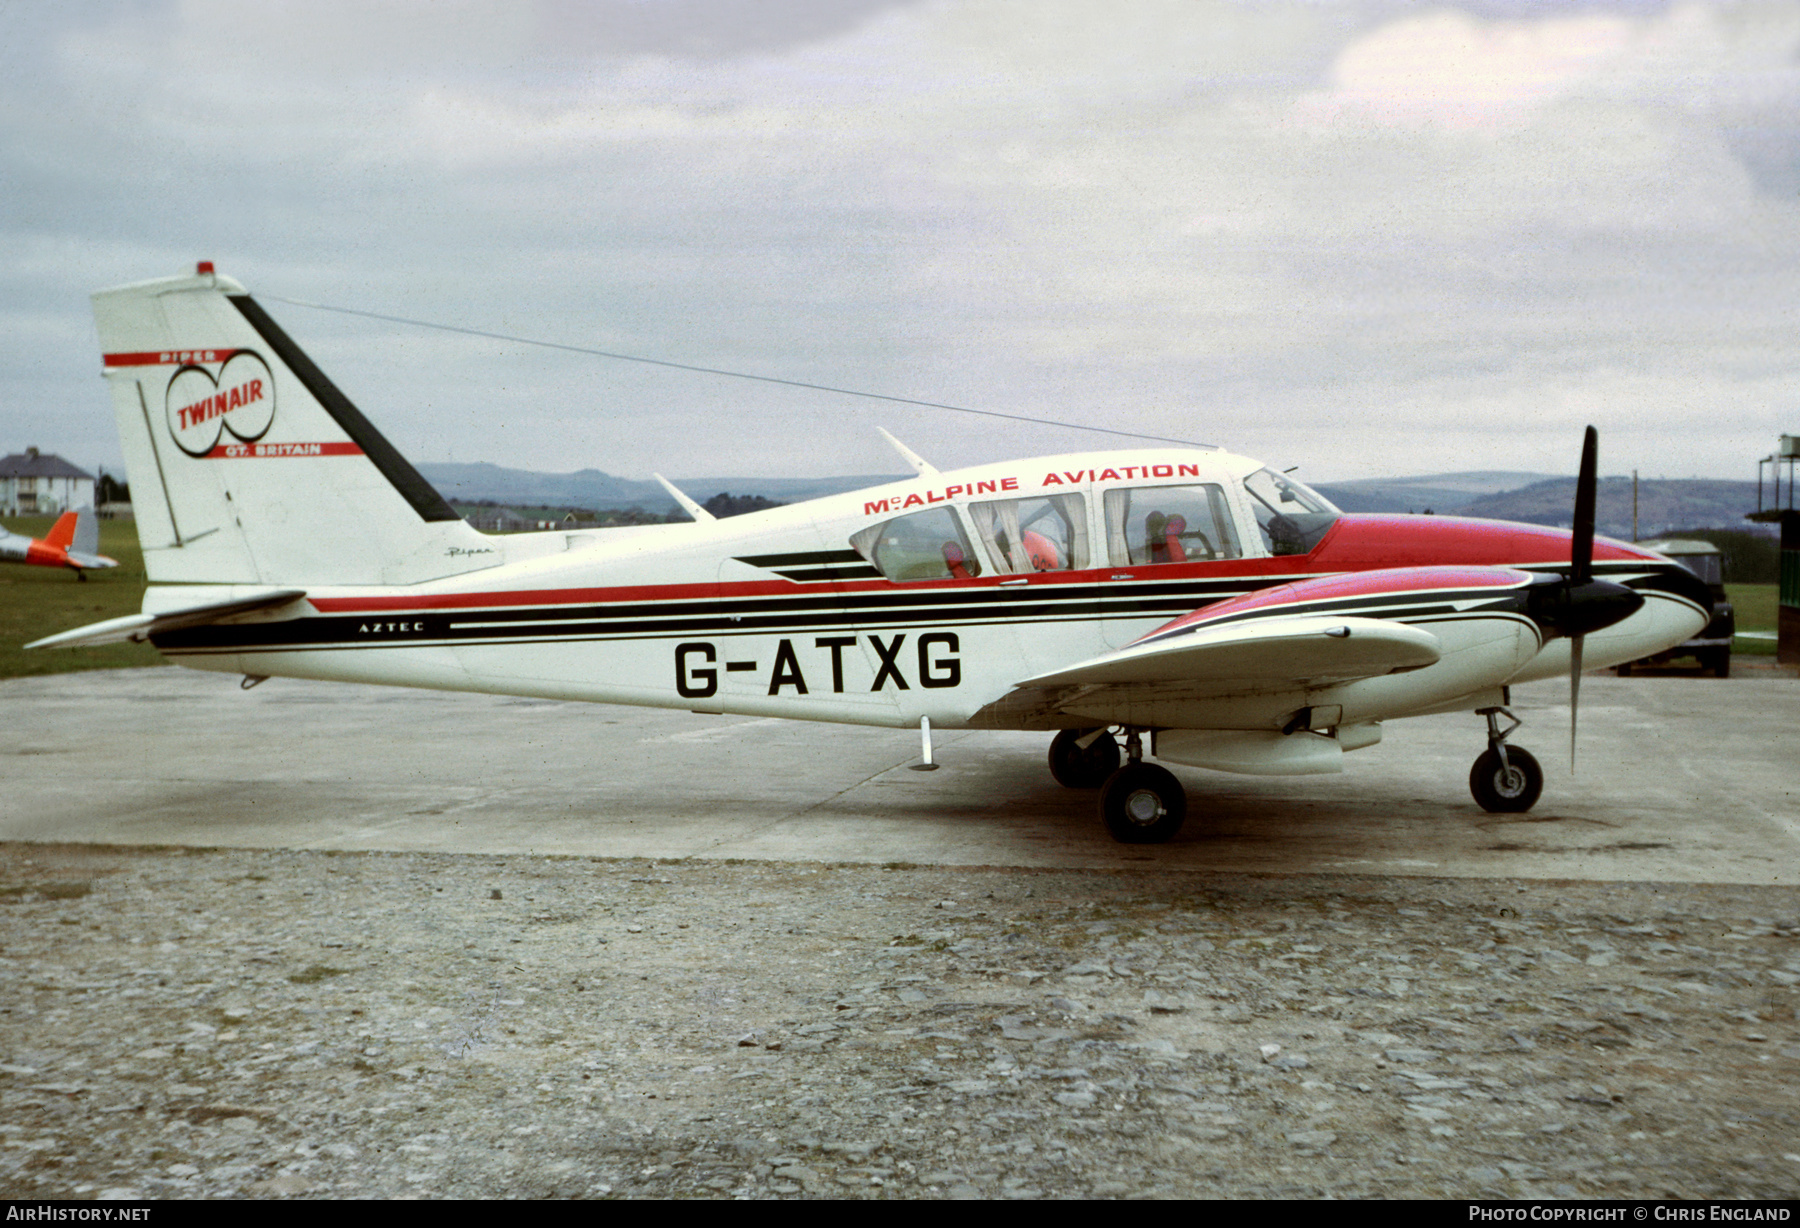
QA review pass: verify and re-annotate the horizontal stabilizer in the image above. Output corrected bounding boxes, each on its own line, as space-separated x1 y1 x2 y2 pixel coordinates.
1021 614 1443 690
25 589 306 650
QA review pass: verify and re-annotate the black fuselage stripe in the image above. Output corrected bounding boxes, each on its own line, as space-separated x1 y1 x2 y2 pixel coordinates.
771 566 885 581
156 611 1136 654
150 595 1525 655
157 607 1543 658
1131 587 1526 644
152 602 1208 651
297 576 1290 631
152 566 1700 653
736 550 866 567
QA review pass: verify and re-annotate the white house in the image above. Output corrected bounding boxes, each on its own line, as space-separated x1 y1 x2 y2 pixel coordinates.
0 448 96 517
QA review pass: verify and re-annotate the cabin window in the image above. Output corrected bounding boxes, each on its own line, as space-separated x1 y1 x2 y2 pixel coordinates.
1240 469 1340 556
1104 484 1242 566
850 506 983 582
967 494 1089 573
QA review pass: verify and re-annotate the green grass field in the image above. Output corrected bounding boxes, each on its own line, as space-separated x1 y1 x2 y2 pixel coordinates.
1728 584 1778 656
0 516 161 679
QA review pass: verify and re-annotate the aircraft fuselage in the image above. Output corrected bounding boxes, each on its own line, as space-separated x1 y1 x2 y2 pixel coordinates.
141 447 1709 737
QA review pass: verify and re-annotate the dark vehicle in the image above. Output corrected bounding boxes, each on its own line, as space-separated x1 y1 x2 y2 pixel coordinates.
1618 539 1734 677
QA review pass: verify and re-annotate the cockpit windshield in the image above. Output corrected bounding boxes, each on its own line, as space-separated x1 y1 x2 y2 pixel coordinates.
1241 469 1340 556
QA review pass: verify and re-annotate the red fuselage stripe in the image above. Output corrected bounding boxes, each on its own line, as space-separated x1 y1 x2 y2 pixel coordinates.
302 516 1665 615
310 579 884 611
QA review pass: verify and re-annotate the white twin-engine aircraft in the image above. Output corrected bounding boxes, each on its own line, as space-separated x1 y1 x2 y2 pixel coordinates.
30 265 1710 843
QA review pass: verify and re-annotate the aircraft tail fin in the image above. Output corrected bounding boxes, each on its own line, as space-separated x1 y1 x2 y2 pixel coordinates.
92 264 495 586
42 510 78 550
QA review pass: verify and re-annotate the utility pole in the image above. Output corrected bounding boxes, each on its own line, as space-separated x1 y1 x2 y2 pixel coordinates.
1632 470 1639 541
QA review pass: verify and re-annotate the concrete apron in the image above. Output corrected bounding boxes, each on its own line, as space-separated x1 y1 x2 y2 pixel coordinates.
2 666 1796 886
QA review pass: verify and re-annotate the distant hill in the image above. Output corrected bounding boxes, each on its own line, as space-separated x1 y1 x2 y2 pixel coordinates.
420 463 661 509
1456 477 1763 540
675 474 909 504
1312 471 1558 515
416 463 904 515
418 462 1766 541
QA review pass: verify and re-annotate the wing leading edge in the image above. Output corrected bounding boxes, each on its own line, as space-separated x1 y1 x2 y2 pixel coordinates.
1022 614 1442 691
975 565 1546 739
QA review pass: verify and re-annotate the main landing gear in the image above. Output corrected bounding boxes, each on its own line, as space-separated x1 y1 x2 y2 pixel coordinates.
1050 727 1188 844
1470 706 1543 813
1049 705 1547 840
1048 727 1120 788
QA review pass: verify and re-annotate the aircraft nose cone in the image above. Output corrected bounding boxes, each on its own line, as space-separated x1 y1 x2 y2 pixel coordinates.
1564 578 1645 637
1528 576 1644 639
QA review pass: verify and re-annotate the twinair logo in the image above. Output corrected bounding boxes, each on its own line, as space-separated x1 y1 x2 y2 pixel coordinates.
165 351 275 457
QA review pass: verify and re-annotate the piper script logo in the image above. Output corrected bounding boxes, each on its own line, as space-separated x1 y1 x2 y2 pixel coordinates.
166 351 275 457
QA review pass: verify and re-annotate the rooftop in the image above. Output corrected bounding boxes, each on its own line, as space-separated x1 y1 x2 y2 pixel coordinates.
0 448 94 481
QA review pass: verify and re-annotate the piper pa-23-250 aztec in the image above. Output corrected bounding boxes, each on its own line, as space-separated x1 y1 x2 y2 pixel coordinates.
28 264 1710 843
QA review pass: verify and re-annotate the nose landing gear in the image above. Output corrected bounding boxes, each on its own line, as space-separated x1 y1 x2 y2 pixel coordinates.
1470 706 1543 813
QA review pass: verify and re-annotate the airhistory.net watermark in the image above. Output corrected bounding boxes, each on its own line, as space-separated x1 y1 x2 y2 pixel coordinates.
5 1209 150 1222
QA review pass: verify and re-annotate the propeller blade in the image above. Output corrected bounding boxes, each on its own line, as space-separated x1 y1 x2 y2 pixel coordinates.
1571 425 1598 587
1569 633 1583 773
1567 426 1600 773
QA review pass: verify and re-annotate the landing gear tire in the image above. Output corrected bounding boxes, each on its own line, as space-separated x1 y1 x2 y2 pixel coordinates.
1711 650 1731 679
1049 728 1120 789
1469 747 1543 814
1099 763 1187 844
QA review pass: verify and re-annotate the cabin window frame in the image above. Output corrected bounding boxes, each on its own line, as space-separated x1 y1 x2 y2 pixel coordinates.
1239 468 1341 557
850 504 986 583
965 492 1091 574
1102 482 1245 568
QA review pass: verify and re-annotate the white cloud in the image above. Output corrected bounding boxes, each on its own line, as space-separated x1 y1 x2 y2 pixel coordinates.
1324 9 1637 120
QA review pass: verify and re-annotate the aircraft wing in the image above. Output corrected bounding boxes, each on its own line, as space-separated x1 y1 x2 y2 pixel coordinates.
1022 615 1442 692
974 565 1555 731
24 589 307 650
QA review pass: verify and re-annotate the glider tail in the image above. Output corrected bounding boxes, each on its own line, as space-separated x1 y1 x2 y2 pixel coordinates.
42 506 112 569
92 264 493 587
41 510 78 550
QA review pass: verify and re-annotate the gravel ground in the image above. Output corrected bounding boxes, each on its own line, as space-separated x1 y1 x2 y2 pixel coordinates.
1 842 1796 1200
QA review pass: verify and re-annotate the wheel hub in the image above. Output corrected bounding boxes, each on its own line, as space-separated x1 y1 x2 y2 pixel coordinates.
1124 789 1165 825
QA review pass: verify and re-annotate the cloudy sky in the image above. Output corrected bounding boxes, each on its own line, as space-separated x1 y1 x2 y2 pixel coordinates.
4 0 1797 487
